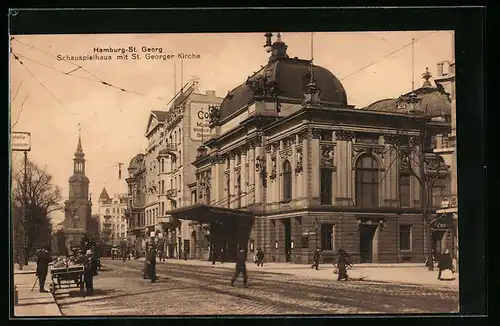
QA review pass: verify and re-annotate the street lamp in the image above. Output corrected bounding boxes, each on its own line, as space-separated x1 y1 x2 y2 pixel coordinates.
275 240 279 250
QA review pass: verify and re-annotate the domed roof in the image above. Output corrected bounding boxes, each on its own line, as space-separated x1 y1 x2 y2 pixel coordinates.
128 153 145 170
363 87 451 118
69 174 89 183
219 58 348 122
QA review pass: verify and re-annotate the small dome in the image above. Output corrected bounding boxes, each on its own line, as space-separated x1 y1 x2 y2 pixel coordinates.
363 87 451 118
128 153 145 170
218 58 348 123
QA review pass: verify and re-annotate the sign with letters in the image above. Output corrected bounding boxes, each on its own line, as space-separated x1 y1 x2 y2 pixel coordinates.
189 102 217 141
11 132 31 151
431 214 452 230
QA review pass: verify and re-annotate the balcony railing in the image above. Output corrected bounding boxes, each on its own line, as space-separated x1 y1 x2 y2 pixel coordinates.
166 189 177 199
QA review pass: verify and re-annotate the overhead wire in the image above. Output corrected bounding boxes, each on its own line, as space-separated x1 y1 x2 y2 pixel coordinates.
340 31 437 82
11 37 167 102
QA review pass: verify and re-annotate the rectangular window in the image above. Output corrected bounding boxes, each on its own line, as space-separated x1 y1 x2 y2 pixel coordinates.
191 190 197 204
399 225 412 251
432 183 447 207
320 223 334 251
320 168 333 205
301 235 309 248
399 175 411 207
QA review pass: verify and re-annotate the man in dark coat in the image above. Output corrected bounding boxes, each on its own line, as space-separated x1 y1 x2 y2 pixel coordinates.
146 246 157 283
438 249 455 280
211 247 217 265
311 247 321 270
36 248 52 293
83 249 97 295
256 248 265 267
231 248 248 287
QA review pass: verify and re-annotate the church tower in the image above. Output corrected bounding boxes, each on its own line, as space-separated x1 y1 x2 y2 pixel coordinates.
63 135 92 250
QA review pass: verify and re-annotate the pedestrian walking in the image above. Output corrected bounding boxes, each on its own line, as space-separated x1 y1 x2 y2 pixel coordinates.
83 249 97 295
35 247 52 293
230 248 248 287
211 247 217 265
336 248 351 281
437 249 456 280
146 246 157 283
256 248 265 267
311 247 321 270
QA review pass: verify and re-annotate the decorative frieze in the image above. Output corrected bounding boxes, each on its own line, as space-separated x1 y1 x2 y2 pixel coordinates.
279 147 292 162
335 130 355 141
320 145 335 168
311 128 322 140
297 129 308 142
248 137 262 149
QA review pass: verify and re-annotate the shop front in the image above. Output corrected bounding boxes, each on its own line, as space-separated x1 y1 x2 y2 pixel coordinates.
167 204 254 262
430 213 455 261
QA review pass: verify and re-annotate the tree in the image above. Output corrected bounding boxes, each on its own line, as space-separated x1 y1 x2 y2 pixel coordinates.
12 159 63 264
382 130 450 270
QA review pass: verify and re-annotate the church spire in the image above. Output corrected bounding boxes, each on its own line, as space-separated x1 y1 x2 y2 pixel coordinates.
73 133 85 174
76 134 83 153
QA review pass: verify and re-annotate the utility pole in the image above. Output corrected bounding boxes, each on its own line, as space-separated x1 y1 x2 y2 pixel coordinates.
21 150 28 269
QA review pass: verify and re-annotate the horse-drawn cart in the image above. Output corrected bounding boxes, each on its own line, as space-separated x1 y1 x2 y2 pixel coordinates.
50 265 85 294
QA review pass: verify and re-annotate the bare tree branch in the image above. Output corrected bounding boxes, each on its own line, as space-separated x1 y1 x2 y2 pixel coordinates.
11 89 30 130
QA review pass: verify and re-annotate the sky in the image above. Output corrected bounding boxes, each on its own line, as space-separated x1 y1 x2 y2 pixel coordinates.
9 31 454 224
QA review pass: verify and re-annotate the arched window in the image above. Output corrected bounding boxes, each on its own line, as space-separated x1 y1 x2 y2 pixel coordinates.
282 160 292 202
161 159 165 173
355 155 380 207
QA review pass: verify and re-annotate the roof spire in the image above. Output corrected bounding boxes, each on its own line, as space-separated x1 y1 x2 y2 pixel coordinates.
268 32 289 62
76 123 83 152
303 32 321 107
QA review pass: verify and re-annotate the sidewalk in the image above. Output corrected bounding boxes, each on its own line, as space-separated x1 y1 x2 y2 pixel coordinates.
141 258 459 289
13 263 63 317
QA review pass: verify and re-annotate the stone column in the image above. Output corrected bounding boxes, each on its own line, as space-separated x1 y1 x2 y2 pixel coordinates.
310 129 321 205
241 148 248 207
229 153 236 209
301 131 309 200
254 142 262 205
212 157 220 205
291 145 297 200
248 146 256 205
335 130 354 205
266 149 273 205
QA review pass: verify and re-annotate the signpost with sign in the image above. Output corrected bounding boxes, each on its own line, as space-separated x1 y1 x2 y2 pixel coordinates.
11 132 31 270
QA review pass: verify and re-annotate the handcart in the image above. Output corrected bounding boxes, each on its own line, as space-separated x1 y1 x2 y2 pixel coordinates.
50 265 85 294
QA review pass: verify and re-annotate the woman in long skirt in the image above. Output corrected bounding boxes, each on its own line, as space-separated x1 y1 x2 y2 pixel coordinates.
336 249 350 281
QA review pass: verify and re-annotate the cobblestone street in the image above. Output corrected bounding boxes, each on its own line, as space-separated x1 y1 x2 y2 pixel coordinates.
52 259 459 316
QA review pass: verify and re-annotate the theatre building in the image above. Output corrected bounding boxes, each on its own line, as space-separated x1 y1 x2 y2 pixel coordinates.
167 33 451 264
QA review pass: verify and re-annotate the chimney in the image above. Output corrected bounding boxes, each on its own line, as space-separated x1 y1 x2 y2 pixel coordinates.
437 62 444 77
443 61 450 76
206 90 216 98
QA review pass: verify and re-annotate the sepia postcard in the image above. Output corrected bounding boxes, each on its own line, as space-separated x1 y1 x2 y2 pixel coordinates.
10 30 461 317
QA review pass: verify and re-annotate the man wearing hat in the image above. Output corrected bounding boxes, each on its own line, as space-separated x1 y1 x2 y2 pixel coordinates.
230 248 248 287
83 249 97 295
36 247 52 293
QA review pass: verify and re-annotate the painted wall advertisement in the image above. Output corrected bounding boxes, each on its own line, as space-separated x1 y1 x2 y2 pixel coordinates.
189 102 219 141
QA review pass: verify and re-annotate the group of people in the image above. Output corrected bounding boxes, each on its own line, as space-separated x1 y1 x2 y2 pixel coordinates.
35 247 99 296
311 247 352 281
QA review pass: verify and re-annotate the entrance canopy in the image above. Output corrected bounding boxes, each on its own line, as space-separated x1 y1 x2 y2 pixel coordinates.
167 204 254 224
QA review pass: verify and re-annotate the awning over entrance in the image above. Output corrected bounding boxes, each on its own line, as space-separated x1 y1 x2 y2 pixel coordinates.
167 204 254 223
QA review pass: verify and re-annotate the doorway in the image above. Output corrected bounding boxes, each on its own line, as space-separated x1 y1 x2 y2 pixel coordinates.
283 218 292 262
359 225 376 263
191 231 197 259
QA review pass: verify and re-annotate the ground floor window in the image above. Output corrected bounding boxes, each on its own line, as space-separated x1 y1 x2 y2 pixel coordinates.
321 223 334 251
399 224 412 251
301 235 309 248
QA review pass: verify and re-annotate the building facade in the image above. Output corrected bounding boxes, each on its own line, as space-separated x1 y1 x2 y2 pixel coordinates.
97 187 128 246
63 135 92 251
126 82 223 257
434 58 458 263
168 33 452 264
